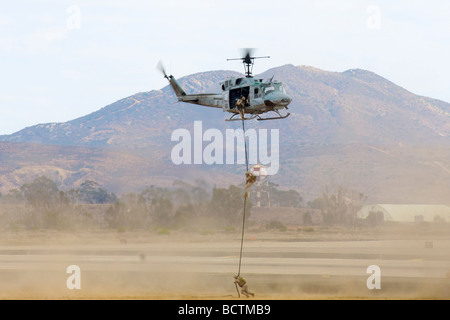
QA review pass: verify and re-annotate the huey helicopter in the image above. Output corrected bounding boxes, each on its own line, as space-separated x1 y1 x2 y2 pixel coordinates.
158 50 292 121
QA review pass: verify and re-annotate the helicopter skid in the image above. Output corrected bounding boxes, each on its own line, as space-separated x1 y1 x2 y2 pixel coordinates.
256 109 290 121
256 112 290 121
225 110 290 121
225 107 291 121
225 113 258 122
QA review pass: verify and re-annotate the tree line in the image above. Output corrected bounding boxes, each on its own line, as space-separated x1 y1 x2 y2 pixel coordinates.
0 176 253 231
0 176 368 231
307 184 368 227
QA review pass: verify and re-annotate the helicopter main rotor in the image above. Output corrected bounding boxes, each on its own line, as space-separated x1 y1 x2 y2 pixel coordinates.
227 49 270 78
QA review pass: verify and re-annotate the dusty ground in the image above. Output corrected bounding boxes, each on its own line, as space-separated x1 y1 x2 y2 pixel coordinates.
0 225 449 300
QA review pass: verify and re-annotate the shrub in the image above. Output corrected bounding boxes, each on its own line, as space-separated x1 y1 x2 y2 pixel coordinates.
265 220 287 232
156 227 170 235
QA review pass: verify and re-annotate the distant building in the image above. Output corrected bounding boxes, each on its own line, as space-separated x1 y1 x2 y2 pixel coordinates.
357 204 450 223
250 164 269 207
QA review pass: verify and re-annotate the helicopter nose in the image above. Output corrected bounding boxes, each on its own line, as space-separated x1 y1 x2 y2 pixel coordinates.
264 92 292 107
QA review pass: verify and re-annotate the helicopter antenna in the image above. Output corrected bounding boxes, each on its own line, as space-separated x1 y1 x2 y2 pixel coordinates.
227 49 270 78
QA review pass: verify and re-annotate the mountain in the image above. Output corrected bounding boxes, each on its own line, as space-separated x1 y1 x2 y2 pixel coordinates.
0 65 449 203
0 70 242 149
0 142 237 196
2 64 449 148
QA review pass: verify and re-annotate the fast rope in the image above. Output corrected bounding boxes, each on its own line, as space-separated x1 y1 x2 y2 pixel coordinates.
237 117 249 277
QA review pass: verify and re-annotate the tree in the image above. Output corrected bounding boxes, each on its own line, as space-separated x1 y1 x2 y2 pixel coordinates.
308 197 327 210
173 203 196 228
104 192 152 230
316 185 367 226
303 211 313 225
250 182 303 208
3 189 24 203
321 185 348 225
271 188 303 207
66 188 80 205
20 176 67 209
210 185 252 226
366 211 384 227
19 176 70 228
140 186 170 203
78 180 116 204
151 196 174 227
105 200 127 229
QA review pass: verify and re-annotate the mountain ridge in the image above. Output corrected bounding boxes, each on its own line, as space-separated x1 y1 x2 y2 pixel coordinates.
0 64 449 203
1 64 449 148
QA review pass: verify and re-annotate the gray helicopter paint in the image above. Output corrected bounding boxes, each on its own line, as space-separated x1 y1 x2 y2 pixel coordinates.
160 52 291 120
168 74 291 114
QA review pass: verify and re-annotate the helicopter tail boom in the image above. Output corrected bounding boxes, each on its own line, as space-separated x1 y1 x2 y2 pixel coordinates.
178 93 223 108
167 75 187 98
165 74 222 108
157 61 187 98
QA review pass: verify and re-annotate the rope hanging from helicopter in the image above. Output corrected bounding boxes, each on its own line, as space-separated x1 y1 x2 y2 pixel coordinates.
237 117 249 278
157 50 293 298
233 116 250 298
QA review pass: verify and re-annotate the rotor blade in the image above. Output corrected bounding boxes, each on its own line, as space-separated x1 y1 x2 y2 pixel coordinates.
227 48 269 62
243 48 254 64
241 48 255 57
227 48 255 62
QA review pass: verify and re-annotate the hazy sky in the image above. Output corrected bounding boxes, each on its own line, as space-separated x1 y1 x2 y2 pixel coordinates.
1 0 450 134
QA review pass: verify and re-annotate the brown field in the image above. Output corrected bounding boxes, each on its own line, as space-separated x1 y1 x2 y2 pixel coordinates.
0 225 449 300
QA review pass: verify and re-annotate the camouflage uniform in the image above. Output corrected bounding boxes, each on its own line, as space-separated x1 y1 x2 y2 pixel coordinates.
234 275 254 298
243 172 257 198
236 97 246 120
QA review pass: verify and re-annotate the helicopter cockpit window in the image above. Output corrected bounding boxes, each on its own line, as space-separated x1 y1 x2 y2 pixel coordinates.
263 86 275 94
263 83 285 94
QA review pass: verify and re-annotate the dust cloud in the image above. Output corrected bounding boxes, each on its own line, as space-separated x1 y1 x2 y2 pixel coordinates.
0 223 449 300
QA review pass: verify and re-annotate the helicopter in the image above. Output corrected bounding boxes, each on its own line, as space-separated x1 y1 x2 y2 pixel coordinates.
158 50 292 121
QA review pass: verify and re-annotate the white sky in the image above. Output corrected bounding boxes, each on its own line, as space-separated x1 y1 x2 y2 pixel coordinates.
1 0 450 134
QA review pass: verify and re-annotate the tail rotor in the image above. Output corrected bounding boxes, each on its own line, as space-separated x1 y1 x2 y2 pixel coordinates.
157 60 169 80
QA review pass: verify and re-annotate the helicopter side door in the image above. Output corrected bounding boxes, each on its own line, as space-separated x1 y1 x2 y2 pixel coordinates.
229 86 250 109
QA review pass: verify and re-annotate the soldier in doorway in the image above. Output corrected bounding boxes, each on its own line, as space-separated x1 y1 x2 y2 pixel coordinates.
235 96 246 120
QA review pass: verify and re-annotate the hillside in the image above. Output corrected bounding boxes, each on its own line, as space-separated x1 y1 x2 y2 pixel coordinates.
0 65 449 203
2 65 449 148
0 142 238 195
0 70 242 149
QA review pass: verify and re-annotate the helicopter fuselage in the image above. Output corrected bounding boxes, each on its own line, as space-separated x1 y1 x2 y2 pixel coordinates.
159 51 292 121
164 73 291 121
220 76 291 115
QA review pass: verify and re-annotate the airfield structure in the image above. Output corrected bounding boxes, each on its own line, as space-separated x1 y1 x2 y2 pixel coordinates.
251 164 270 207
